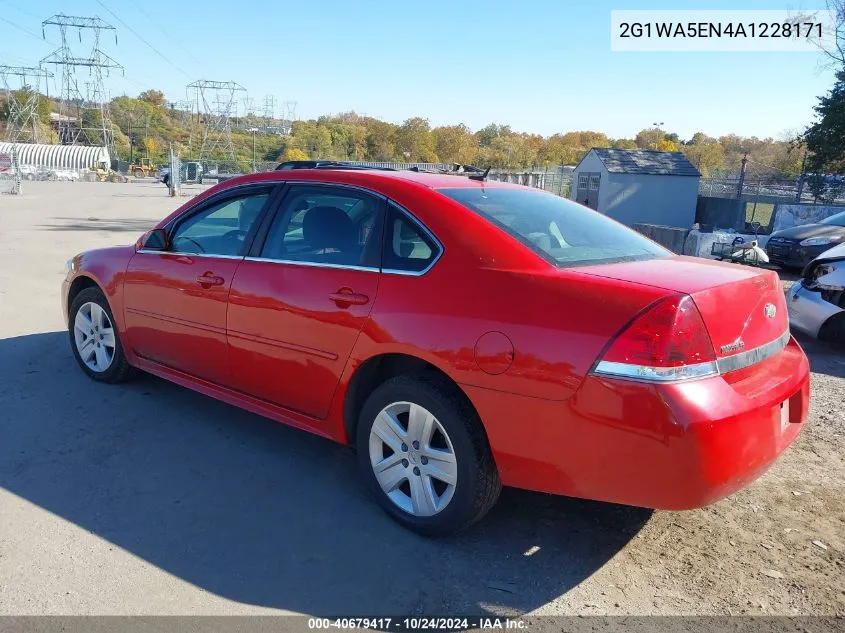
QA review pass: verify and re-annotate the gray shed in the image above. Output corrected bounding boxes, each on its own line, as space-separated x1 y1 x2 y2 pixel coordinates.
570 148 701 228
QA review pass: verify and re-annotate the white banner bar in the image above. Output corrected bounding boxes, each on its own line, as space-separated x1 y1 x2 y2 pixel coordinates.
610 10 838 52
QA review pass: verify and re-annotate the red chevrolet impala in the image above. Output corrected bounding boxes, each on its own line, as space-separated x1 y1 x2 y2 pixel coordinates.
62 165 809 535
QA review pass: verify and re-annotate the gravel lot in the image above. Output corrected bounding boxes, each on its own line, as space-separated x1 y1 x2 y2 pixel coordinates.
0 181 843 616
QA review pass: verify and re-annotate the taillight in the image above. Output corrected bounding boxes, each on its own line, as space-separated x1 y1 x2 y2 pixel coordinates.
592 295 718 382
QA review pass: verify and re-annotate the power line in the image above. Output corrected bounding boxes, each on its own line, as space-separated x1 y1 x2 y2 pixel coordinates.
126 0 204 70
0 15 53 44
93 0 192 80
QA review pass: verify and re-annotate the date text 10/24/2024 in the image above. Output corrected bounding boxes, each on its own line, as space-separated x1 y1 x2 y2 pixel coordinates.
308 618 527 631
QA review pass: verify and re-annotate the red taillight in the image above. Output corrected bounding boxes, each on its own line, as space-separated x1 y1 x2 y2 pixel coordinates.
594 295 718 382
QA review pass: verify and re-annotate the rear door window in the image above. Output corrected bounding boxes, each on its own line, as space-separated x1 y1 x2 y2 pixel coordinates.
260 185 384 268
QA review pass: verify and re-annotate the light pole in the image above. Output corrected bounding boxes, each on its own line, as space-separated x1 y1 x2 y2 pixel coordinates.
248 127 258 172
652 121 664 149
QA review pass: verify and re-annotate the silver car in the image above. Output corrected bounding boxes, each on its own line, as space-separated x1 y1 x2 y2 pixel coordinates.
788 242 845 344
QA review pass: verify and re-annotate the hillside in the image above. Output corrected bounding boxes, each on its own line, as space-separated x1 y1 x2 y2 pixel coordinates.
1 88 804 178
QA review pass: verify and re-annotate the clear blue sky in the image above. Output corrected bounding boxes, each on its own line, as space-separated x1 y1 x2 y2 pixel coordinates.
0 0 837 140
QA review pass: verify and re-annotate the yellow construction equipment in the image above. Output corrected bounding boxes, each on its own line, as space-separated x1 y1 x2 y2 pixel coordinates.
129 158 158 179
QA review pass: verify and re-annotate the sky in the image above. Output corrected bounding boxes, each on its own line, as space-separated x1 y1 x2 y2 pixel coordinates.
0 0 839 140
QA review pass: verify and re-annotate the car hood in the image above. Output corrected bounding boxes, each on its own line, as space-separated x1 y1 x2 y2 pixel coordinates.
811 241 845 264
770 224 845 240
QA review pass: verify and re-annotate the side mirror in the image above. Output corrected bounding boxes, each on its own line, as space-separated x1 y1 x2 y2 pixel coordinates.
141 228 169 251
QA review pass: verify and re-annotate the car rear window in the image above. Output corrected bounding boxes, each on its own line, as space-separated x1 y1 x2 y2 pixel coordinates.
438 187 670 267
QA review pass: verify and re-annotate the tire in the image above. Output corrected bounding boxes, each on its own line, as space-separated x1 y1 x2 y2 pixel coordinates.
819 312 845 347
68 287 136 383
356 376 501 536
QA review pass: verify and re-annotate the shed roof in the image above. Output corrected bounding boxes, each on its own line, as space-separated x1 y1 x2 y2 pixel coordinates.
589 148 701 177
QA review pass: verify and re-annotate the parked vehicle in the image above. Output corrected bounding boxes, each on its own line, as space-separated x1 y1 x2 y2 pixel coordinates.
766 210 845 269
787 242 845 343
160 161 203 186
62 165 810 535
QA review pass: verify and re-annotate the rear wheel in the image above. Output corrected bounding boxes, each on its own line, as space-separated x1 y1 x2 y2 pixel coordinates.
819 312 845 347
68 287 136 383
356 376 501 536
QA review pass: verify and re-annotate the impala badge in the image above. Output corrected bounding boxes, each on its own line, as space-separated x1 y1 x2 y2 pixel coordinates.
764 303 777 319
720 338 746 354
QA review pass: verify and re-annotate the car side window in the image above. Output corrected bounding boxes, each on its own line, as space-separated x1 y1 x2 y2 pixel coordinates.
170 191 269 256
260 185 383 268
383 204 440 273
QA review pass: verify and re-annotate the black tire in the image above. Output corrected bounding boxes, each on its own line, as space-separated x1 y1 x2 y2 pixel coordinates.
356 376 501 537
68 287 136 383
819 312 845 347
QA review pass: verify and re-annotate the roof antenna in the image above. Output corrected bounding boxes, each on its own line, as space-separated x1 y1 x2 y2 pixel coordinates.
468 166 490 182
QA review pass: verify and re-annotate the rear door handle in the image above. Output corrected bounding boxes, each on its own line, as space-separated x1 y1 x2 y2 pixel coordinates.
329 288 370 307
197 273 225 287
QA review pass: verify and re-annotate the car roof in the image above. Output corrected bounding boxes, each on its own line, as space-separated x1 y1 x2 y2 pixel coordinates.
218 168 528 191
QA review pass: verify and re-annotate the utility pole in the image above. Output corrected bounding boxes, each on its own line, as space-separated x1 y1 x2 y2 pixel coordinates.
249 128 258 172
737 151 748 198
796 150 808 202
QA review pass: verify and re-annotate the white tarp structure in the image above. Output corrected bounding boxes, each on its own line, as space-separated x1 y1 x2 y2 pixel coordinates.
0 142 109 170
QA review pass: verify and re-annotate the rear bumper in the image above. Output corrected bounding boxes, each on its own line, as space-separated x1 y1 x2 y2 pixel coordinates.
468 336 810 509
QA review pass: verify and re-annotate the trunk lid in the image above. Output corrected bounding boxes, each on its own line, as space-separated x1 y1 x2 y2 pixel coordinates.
576 256 788 361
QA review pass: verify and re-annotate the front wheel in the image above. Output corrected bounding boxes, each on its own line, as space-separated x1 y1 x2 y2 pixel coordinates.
356 377 501 536
68 287 136 383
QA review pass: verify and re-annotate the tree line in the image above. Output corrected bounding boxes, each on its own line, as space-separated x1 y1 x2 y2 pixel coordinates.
0 86 819 180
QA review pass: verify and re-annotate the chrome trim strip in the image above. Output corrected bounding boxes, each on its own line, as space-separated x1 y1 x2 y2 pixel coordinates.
716 330 790 374
243 256 379 273
593 329 791 384
137 250 244 260
593 360 719 383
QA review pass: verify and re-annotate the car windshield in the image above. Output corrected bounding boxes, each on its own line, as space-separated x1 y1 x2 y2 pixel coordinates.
438 187 671 267
820 211 845 227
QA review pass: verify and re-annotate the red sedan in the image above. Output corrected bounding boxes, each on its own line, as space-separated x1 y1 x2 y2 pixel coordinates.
62 165 809 536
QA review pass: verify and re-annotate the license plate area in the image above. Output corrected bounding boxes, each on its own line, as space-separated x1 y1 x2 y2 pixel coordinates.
780 400 791 432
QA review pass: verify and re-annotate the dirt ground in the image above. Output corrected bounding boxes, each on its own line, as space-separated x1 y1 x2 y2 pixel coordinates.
0 181 842 616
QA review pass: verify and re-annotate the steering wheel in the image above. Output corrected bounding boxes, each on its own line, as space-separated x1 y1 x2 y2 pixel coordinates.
172 235 205 253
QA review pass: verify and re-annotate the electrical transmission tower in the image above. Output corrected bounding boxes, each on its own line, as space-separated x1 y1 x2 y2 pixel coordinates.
40 14 123 148
281 100 298 134
0 65 53 142
262 94 276 132
187 79 246 163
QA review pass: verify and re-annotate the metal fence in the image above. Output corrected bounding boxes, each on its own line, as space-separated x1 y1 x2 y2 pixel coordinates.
698 177 845 204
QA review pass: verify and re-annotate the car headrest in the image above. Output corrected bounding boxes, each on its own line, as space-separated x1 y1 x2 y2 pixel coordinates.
302 205 356 251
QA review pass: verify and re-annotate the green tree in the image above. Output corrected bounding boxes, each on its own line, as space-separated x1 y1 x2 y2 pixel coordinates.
139 89 165 108
612 138 638 150
680 133 725 176
433 124 477 164
395 117 437 162
803 69 845 176
280 147 309 161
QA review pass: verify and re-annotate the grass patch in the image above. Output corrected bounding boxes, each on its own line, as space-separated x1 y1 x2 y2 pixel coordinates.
746 202 774 230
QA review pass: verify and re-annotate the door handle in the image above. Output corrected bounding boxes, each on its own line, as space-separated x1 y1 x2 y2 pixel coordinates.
329 288 369 307
196 273 225 287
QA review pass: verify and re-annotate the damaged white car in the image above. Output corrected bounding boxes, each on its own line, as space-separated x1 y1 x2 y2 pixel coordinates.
788 242 845 344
